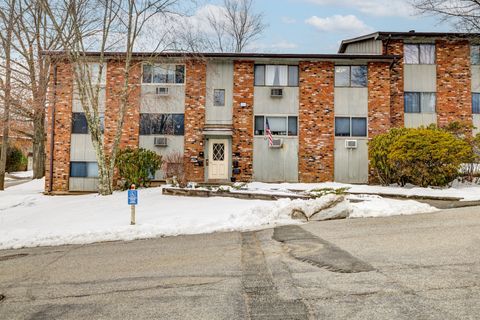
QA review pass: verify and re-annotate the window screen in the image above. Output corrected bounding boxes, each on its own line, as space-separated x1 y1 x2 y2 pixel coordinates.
175 65 185 84
351 118 367 137
335 117 350 137
254 65 265 86
266 65 288 86
351 66 367 87
254 116 265 135
72 113 88 134
473 93 480 114
70 162 87 177
213 89 225 106
419 44 435 64
143 64 152 83
404 44 420 64
140 113 184 135
288 66 299 86
404 92 421 113
143 64 184 84
421 93 436 113
288 116 298 136
266 116 287 135
335 66 350 87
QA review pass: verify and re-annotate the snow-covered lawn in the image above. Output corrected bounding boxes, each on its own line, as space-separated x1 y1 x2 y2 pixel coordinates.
0 179 439 250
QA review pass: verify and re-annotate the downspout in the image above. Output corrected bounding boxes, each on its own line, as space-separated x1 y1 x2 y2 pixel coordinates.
48 64 58 193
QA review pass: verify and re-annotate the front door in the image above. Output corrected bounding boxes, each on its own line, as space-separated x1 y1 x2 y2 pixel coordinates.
208 139 229 180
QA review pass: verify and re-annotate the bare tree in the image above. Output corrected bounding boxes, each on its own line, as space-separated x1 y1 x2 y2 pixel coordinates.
41 0 180 195
0 0 17 190
413 0 480 32
207 0 266 52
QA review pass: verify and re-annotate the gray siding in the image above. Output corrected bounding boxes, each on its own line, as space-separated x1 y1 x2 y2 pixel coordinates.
334 88 368 116
70 134 97 161
334 139 368 184
344 39 383 54
254 87 299 114
471 66 480 93
139 135 184 180
140 85 185 113
404 65 436 92
206 61 233 125
253 137 298 182
404 113 437 128
69 177 98 192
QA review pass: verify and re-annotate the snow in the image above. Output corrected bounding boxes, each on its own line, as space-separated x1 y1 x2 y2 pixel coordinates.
246 182 480 201
0 179 439 250
8 170 33 179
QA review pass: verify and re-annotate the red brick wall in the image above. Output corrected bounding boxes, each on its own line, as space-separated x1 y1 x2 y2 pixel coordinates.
298 61 334 182
104 60 141 156
232 60 254 182
184 60 207 182
436 40 472 128
45 61 73 192
368 62 391 137
385 40 404 127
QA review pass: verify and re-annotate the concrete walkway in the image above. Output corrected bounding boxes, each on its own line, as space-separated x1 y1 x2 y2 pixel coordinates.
0 206 479 319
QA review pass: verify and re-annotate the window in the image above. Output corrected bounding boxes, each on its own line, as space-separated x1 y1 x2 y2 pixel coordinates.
76 63 106 85
404 44 435 64
213 89 225 106
334 66 367 87
472 46 480 65
404 92 436 113
335 117 367 137
254 116 297 136
140 113 184 135
70 162 99 178
142 64 185 84
72 112 104 134
254 65 299 86
473 93 480 114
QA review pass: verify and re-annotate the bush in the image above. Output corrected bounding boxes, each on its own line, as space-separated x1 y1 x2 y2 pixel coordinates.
369 127 472 187
115 148 162 190
0 145 27 172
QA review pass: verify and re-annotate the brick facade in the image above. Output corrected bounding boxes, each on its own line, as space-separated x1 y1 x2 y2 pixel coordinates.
104 60 141 156
184 60 207 182
436 40 473 128
45 61 73 193
385 40 404 128
298 61 335 182
232 60 254 182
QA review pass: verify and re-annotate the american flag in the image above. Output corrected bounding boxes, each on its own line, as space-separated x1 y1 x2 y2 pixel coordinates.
265 118 273 146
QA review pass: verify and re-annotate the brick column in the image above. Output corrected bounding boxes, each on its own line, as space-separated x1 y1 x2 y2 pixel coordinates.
184 59 207 182
436 40 472 128
45 61 73 193
385 40 404 128
232 60 254 182
298 61 334 182
368 62 391 183
104 60 141 156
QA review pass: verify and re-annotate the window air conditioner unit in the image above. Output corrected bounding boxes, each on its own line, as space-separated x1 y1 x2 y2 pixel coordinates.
154 137 168 147
155 87 169 96
270 88 283 97
345 140 358 149
270 138 283 148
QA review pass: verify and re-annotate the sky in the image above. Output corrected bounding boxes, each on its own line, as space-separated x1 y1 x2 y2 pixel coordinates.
195 0 453 54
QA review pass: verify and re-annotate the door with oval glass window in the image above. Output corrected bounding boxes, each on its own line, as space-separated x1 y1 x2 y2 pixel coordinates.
208 139 229 180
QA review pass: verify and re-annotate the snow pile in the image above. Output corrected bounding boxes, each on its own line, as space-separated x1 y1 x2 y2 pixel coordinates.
8 170 33 179
348 194 438 218
246 182 480 201
0 179 438 250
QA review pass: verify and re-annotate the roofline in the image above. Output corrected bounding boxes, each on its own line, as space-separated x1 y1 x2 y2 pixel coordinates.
42 50 398 61
338 31 480 53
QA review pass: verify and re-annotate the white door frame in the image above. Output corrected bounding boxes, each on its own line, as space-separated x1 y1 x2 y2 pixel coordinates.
208 138 229 180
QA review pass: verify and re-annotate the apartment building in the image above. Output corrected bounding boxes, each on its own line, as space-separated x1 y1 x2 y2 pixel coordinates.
45 31 479 193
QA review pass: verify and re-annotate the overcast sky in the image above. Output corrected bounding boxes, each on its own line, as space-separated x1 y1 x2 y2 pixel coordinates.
195 0 452 53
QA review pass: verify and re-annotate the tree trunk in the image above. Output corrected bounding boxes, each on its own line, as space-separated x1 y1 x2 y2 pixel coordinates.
32 108 45 179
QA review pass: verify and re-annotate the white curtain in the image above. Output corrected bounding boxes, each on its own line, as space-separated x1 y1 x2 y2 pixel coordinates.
421 93 436 113
266 65 288 86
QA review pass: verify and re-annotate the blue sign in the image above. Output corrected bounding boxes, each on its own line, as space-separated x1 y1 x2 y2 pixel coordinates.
128 190 138 205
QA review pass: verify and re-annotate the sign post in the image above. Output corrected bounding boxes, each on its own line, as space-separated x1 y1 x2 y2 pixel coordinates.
128 184 138 225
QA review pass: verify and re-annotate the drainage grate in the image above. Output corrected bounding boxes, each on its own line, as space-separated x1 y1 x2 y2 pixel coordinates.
0 253 29 261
